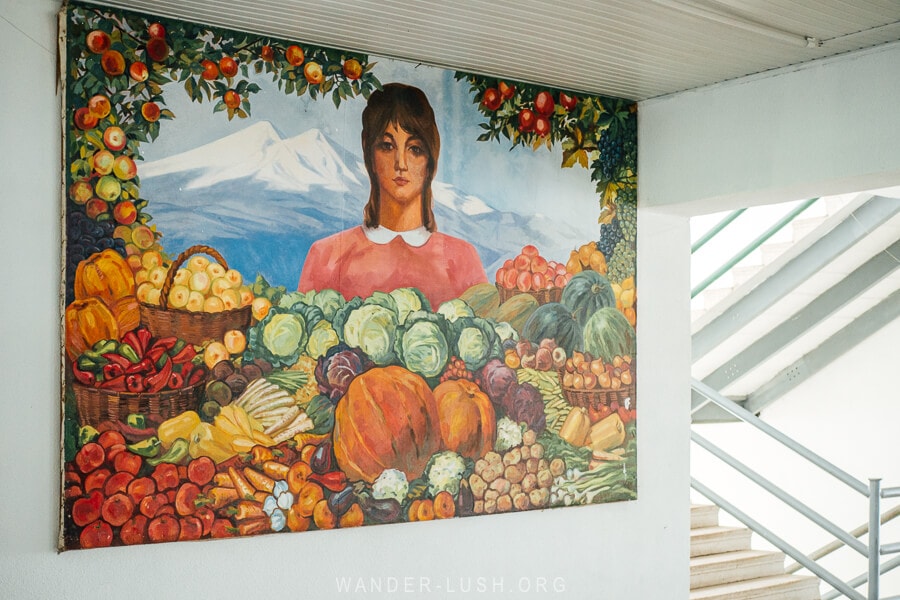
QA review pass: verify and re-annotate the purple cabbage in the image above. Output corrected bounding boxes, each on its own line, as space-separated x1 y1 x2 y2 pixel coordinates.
315 343 373 403
501 382 547 434
477 359 518 407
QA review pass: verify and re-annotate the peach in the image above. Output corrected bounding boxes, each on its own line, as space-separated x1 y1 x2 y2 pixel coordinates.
92 150 115 175
167 285 190 309
69 180 94 205
134 269 150 286
206 262 226 280
223 330 246 355
203 342 229 369
124 243 142 256
203 296 224 313
146 287 161 306
74 107 98 130
238 285 254 307
189 271 211 295
285 45 304 66
103 126 126 151
113 225 133 243
187 255 210 273
141 250 163 270
129 61 149 82
131 225 155 250
218 288 240 311
219 56 238 78
223 90 240 109
141 102 160 123
113 155 137 180
136 281 155 303
251 296 271 321
342 58 362 80
85 197 108 219
260 45 274 62
86 30 111 54
224 269 243 288
147 23 166 39
200 59 218 81
100 50 126 76
146 38 168 62
88 95 111 119
185 291 204 312
209 277 231 297
303 61 324 85
113 200 137 225
126 254 143 273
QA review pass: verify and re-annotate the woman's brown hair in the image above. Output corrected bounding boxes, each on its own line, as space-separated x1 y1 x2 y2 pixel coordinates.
361 83 439 232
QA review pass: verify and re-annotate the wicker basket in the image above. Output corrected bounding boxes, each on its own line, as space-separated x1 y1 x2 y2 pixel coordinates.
557 368 636 411
73 382 203 427
139 245 252 346
496 283 563 305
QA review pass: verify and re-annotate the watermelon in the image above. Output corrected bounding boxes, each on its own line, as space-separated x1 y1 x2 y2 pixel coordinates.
583 307 635 362
560 270 616 328
521 302 584 355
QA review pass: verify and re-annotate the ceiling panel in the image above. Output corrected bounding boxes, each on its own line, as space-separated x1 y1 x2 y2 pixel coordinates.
83 0 900 101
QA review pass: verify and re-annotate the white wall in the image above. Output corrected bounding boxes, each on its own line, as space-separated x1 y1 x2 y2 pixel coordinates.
0 1 690 598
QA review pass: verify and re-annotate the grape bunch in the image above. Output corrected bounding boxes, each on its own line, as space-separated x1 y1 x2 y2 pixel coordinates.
597 218 622 260
439 357 475 383
65 210 126 304
593 127 624 181
608 238 636 283
621 112 637 173
616 187 637 244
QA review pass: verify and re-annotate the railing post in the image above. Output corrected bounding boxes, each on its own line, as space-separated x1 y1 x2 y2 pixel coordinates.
869 478 881 600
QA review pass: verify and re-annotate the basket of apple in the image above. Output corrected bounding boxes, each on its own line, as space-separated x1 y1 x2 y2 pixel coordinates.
495 245 572 304
137 245 253 346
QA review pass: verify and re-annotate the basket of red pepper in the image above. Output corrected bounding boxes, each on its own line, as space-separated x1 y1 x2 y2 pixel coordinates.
70 326 207 426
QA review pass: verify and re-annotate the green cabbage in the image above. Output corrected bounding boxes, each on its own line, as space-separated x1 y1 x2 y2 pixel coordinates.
342 303 398 365
306 320 340 359
493 320 519 343
395 312 450 378
451 317 502 371
332 296 363 343
311 288 345 322
437 298 475 323
277 290 314 310
363 291 398 313
244 309 308 368
389 287 431 325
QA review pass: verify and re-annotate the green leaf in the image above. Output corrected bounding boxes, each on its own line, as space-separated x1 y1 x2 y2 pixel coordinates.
213 100 226 113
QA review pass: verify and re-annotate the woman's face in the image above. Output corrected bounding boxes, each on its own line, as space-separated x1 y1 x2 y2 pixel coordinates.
373 122 429 212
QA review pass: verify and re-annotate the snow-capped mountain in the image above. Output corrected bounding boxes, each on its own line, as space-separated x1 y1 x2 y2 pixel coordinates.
138 121 595 288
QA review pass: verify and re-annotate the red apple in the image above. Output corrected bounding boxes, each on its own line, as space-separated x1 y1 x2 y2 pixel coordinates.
146 38 169 62
517 108 536 132
178 515 203 541
342 58 362 80
80 520 113 548
501 268 518 289
532 272 547 289
87 94 111 119
530 255 549 273
72 490 104 527
112 155 137 180
223 90 241 109
534 90 555 116
83 468 112 493
104 443 127 464
129 61 149 82
200 59 219 80
304 61 324 85
103 126 126 151
559 91 577 111
92 149 115 175
194 507 215 536
113 448 142 475
495 267 506 285
516 271 533 292
100 50 126 76
69 180 94 205
534 115 551 137
513 253 531 271
521 244 539 257
260 45 274 62
86 30 111 54
139 493 170 519
219 56 238 78
84 198 108 219
498 81 515 100
127 477 157 505
104 471 135 496
503 258 515 270
119 515 148 545
147 22 166 39
97 430 125 449
75 442 106 474
74 107 98 131
148 514 181 543
481 87 501 111
141 101 160 123
285 44 305 66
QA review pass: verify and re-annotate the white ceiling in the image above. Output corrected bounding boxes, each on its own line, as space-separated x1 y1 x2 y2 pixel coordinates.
84 0 900 101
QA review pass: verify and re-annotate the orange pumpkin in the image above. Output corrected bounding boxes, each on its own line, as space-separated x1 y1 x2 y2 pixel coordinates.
65 297 119 360
107 294 140 334
433 379 496 459
333 366 441 483
74 249 135 306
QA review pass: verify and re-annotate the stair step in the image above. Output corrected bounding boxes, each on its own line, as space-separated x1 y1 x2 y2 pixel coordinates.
691 504 719 529
701 286 734 310
689 574 820 600
690 526 752 557
691 550 785 590
790 216 827 241
732 264 763 286
760 241 794 264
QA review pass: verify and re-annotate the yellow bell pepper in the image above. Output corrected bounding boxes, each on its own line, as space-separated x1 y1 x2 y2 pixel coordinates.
157 410 201 449
188 422 237 464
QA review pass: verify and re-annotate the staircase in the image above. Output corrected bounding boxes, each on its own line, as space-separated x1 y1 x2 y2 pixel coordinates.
691 504 821 599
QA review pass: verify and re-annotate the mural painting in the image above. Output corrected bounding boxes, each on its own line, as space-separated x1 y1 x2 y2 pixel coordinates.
61 2 638 549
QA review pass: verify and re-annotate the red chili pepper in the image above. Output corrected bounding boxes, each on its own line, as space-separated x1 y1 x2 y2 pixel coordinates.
71 362 95 386
102 362 125 380
100 375 127 392
136 328 153 357
126 374 146 393
126 357 155 376
150 336 178 354
187 366 206 387
170 344 197 365
101 352 132 369
145 345 167 366
308 471 348 493
122 330 144 359
167 372 184 390
145 357 172 393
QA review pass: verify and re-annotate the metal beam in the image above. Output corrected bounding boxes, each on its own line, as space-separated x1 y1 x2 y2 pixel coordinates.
692 195 900 361
701 237 900 392
745 288 900 414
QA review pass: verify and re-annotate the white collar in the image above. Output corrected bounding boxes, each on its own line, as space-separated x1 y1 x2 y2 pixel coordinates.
363 225 431 247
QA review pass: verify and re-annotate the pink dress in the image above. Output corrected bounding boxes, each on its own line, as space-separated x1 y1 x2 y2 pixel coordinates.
298 226 488 307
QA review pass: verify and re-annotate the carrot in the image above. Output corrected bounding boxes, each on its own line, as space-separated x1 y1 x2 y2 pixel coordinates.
250 445 275 465
261 461 290 480
213 473 234 488
231 500 265 521
242 467 275 493
253 490 269 504
204 486 239 509
228 466 256 500
235 516 271 536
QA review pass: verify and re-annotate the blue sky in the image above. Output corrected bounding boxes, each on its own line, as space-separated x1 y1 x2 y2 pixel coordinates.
140 54 602 229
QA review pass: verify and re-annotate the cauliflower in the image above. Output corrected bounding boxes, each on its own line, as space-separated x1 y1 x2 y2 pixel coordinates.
372 468 409 503
495 416 523 453
425 451 468 497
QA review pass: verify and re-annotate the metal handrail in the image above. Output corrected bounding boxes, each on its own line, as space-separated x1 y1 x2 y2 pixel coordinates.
691 208 746 253
822 556 900 600
786 504 900 574
691 378 897 599
690 197 819 298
